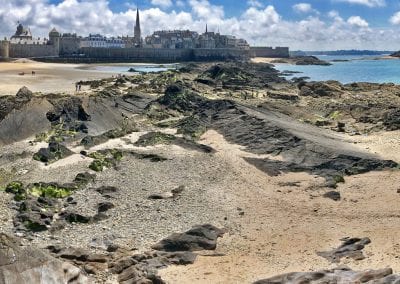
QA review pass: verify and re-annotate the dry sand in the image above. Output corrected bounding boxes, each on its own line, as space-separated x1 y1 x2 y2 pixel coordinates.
0 59 114 96
159 130 400 283
251 57 282 64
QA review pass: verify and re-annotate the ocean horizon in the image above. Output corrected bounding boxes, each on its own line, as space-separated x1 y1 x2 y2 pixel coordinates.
275 55 400 84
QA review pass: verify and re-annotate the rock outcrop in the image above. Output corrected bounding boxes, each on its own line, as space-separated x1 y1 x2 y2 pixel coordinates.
254 267 400 284
0 233 89 284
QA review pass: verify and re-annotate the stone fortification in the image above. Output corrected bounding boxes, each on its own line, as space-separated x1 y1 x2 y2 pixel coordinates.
78 47 252 62
10 43 58 58
250 46 290 58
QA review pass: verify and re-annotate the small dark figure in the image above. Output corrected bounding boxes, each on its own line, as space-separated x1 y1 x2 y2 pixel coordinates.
32 71 36 76
75 83 79 92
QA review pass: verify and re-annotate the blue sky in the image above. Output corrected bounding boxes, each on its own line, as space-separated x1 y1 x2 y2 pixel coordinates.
2 0 400 50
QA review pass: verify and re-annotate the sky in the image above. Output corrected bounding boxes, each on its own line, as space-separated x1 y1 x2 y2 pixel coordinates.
2 0 400 50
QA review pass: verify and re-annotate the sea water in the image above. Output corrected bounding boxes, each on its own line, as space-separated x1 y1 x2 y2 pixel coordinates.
275 55 400 84
89 64 177 74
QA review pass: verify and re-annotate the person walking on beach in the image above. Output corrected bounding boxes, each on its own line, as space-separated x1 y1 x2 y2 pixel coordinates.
75 82 79 92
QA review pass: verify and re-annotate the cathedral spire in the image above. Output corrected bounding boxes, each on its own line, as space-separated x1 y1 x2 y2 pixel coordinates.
134 8 142 47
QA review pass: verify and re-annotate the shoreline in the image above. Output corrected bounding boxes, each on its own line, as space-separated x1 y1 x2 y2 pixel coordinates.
0 60 399 283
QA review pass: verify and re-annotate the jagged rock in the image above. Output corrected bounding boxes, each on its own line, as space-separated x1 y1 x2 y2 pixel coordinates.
317 237 371 263
109 251 196 284
0 233 89 284
383 109 400 131
0 87 34 121
15 86 33 102
152 224 225 252
73 172 96 187
293 56 332 66
253 267 400 284
323 191 341 201
97 202 115 213
33 141 73 163
46 97 90 124
298 81 343 98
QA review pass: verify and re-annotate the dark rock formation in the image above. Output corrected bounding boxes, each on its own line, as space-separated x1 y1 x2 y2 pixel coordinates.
298 81 344 97
33 141 74 163
46 97 90 124
147 84 398 186
293 56 332 66
323 191 341 201
317 237 371 263
0 87 33 121
254 267 400 284
383 109 400 131
195 62 285 89
152 224 225 252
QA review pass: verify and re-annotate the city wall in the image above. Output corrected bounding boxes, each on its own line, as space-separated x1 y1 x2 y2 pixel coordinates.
1 41 290 62
250 47 290 58
75 47 252 62
79 47 194 62
9 43 58 58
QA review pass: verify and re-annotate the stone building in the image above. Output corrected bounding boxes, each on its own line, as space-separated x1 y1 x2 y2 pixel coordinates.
80 34 125 48
11 23 33 41
7 23 59 58
145 30 199 49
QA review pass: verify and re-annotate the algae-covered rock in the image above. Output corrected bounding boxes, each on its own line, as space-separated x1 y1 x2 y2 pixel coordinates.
134 132 176 147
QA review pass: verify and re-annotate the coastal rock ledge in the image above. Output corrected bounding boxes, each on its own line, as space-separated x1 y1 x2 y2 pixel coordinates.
254 267 400 284
0 233 89 284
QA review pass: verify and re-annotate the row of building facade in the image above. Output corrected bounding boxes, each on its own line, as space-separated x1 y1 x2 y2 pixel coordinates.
0 10 289 60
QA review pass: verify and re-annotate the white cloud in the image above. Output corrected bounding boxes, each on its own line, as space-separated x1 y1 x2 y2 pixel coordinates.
151 0 173 8
390 11 400 25
247 0 263 8
333 0 386 8
347 15 369 28
293 3 313 13
0 0 399 50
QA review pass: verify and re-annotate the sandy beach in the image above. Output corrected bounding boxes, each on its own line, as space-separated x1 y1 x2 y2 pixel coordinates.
0 59 115 96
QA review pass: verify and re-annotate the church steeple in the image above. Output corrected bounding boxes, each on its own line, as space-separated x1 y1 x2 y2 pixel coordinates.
134 8 142 47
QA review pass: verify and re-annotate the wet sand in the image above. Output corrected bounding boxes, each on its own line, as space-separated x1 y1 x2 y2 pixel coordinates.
0 59 114 96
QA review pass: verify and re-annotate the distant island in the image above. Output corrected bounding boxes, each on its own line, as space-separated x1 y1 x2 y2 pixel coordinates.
291 50 393 56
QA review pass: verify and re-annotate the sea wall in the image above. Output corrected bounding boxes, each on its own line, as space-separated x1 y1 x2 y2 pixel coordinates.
250 47 290 58
77 47 252 62
10 44 58 58
79 47 194 62
193 48 251 61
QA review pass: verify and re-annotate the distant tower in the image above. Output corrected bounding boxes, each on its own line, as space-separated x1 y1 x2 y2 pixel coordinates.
134 9 142 47
206 24 208 34
0 39 10 59
49 28 61 56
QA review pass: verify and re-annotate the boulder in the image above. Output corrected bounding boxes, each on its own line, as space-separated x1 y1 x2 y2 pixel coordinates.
152 224 225 252
0 233 89 284
317 237 371 263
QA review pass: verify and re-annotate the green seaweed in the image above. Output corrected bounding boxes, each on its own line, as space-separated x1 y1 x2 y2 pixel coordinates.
134 132 176 146
28 183 76 199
